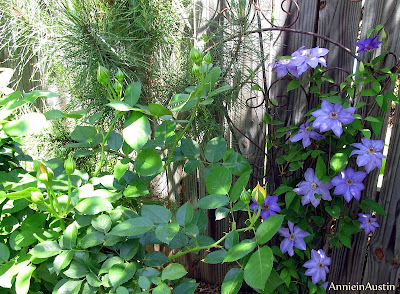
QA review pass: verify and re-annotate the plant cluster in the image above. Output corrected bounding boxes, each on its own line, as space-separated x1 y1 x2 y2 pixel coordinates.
0 24 396 294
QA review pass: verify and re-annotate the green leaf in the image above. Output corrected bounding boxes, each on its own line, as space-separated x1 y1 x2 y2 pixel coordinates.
330 152 348 172
204 137 227 162
54 250 74 275
141 205 172 224
120 239 139 260
109 263 136 288
107 132 123 150
155 221 180 244
0 243 10 263
338 232 351 249
371 116 383 136
55 280 83 294
124 181 149 197
44 109 64 120
244 246 273 290
91 214 112 233
114 160 129 180
206 166 232 195
223 151 252 176
143 251 169 267
62 223 78 249
325 205 341 218
221 268 243 294
229 170 251 202
184 160 201 174
134 149 163 176
75 197 113 215
176 202 194 227
287 80 300 92
315 156 326 180
256 214 285 244
15 264 35 294
30 241 62 258
106 101 134 111
172 281 198 294
360 88 377 96
361 199 387 216
124 82 141 107
71 126 97 142
223 240 257 262
285 191 296 208
203 249 227 264
80 232 104 249
64 261 89 279
138 276 151 290
274 185 293 196
110 217 154 236
180 138 201 159
123 112 150 151
3 113 46 137
322 96 343 104
208 85 232 98
153 283 171 294
225 231 239 250
215 207 230 220
195 194 229 209
161 263 187 281
149 103 172 116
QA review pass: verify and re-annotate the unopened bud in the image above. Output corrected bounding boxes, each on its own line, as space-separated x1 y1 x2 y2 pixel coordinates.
190 47 203 65
38 164 54 184
252 183 266 205
97 64 110 85
359 61 364 73
113 80 122 96
240 189 251 204
116 69 124 84
64 156 76 175
31 191 44 204
204 52 212 65
381 29 387 41
192 64 200 75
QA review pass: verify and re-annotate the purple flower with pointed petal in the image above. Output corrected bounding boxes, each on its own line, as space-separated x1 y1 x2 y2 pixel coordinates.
278 221 310 256
293 168 332 207
249 195 281 220
311 101 356 137
270 58 299 78
303 249 331 285
291 46 329 75
355 36 382 53
350 138 386 173
358 213 380 235
331 167 366 202
290 122 325 148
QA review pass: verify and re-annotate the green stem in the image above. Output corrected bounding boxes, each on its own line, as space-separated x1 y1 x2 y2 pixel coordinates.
64 175 72 215
93 115 119 177
164 91 202 168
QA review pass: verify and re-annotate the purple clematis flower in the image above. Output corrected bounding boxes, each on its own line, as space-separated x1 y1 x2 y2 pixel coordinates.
331 167 366 202
278 221 310 256
303 249 331 285
270 58 299 78
358 213 380 235
293 168 332 207
290 122 325 148
291 46 329 75
311 101 356 137
350 138 386 173
355 36 382 53
249 195 281 220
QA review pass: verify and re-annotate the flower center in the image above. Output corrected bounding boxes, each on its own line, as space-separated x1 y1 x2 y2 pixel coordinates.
310 183 318 190
302 50 311 58
263 204 270 210
318 262 324 269
366 44 371 49
329 112 338 119
289 234 296 241
367 219 372 223
282 59 290 64
346 179 353 186
367 147 375 154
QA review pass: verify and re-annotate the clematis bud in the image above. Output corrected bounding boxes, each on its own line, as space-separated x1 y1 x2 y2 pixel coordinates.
240 189 251 204
116 69 124 83
381 29 387 41
97 64 110 85
31 191 44 204
190 47 203 65
359 61 364 73
192 64 200 75
64 156 76 175
252 182 266 205
113 80 122 96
